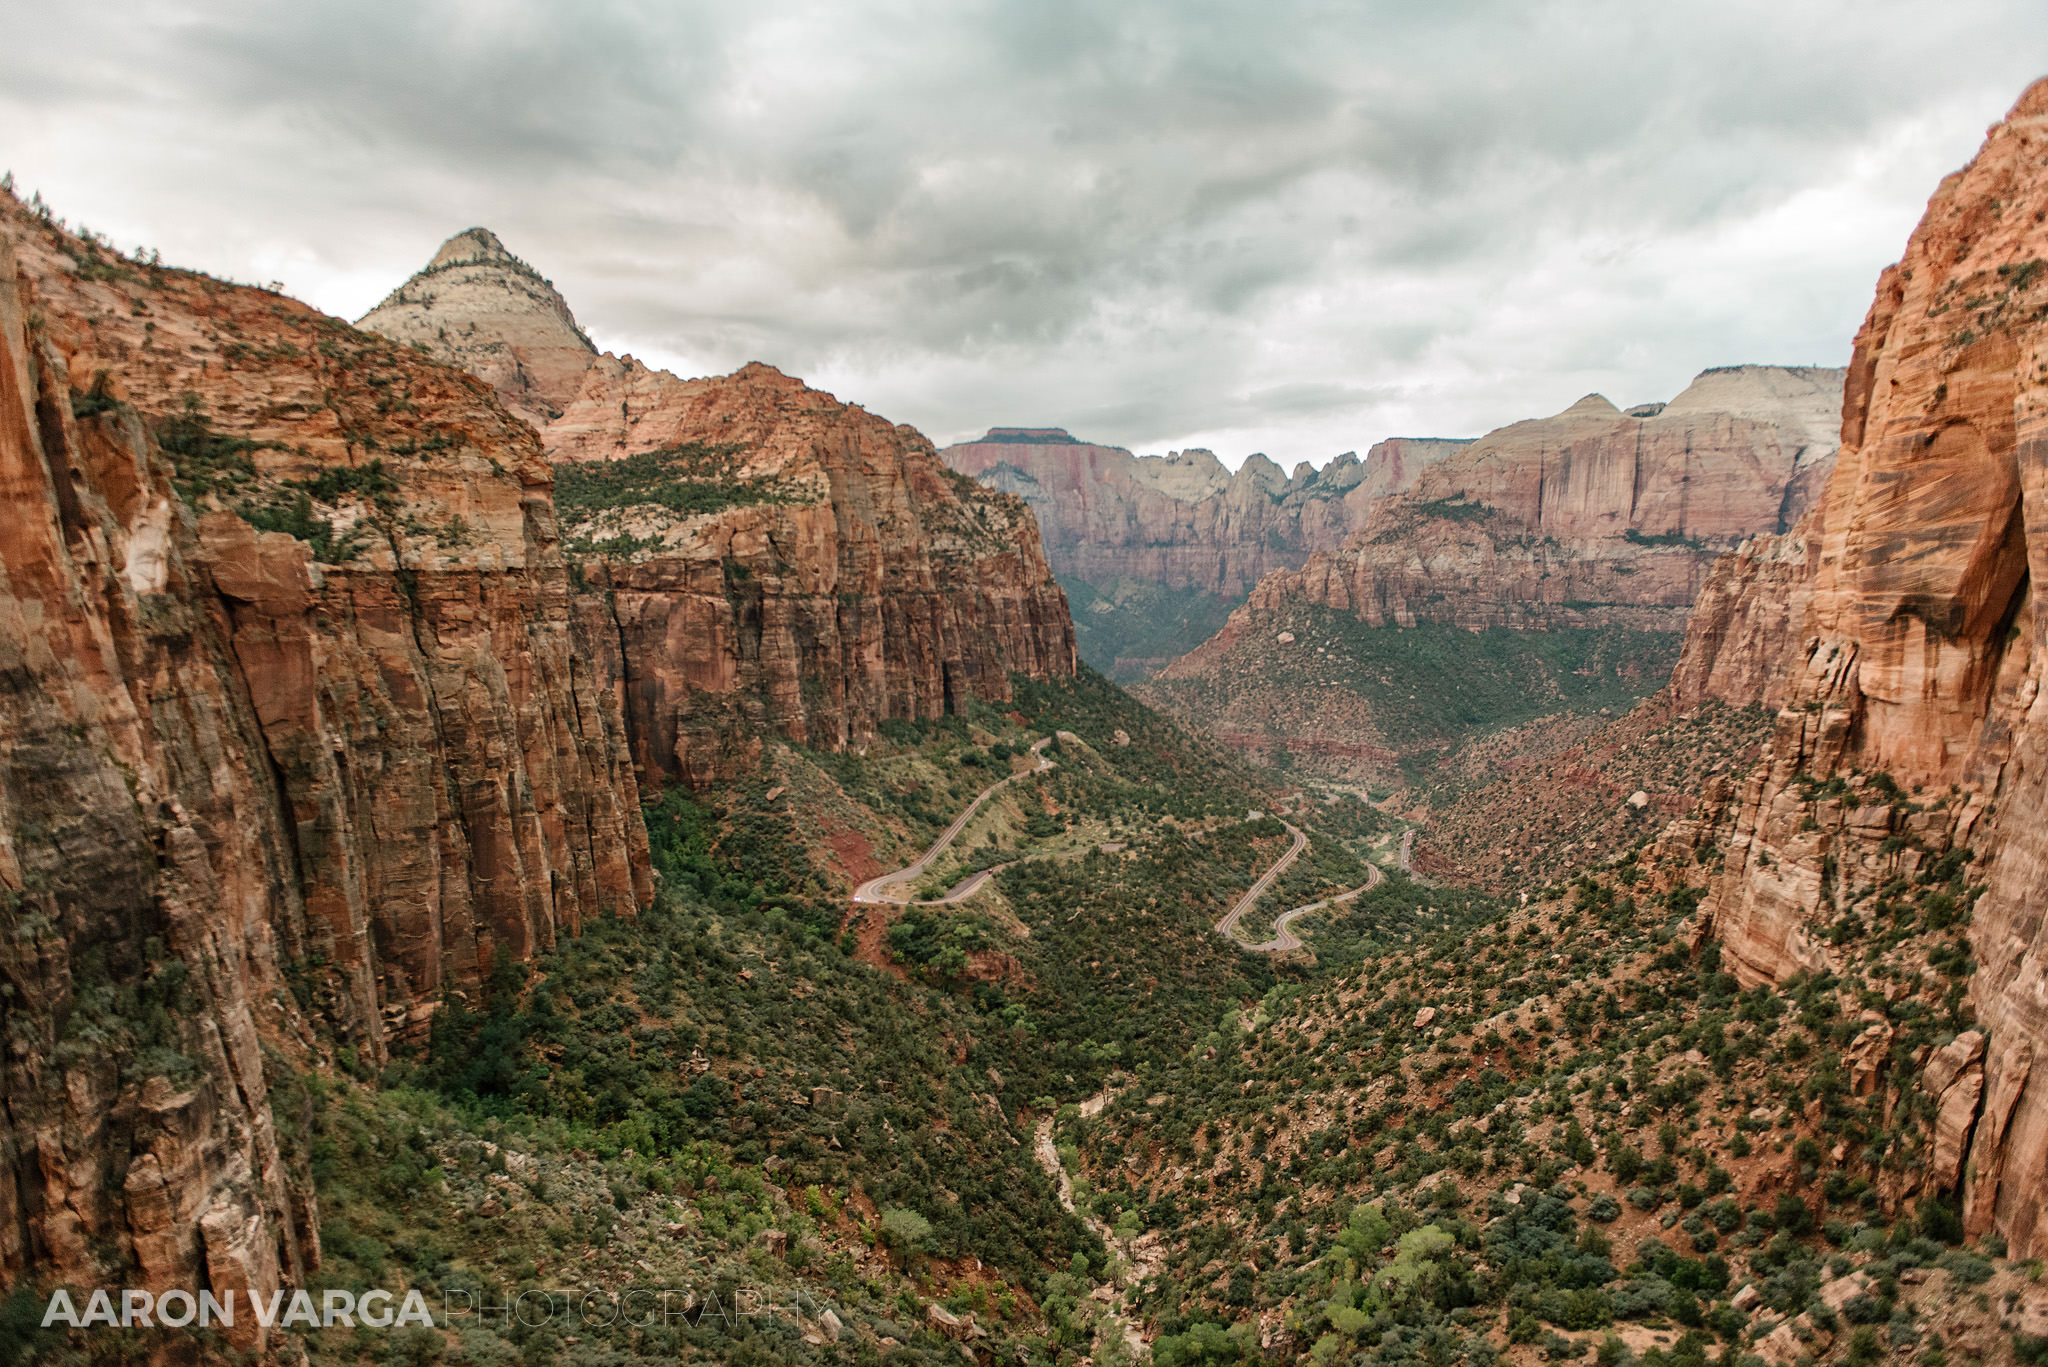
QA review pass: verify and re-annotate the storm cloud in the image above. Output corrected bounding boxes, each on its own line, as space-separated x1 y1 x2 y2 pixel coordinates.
5 1 2044 463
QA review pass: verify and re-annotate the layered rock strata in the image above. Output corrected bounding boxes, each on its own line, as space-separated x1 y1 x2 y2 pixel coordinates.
1187 365 1845 644
363 243 1079 787
357 227 597 427
549 358 1079 787
941 428 1464 601
0 200 650 1323
1675 79 2048 1255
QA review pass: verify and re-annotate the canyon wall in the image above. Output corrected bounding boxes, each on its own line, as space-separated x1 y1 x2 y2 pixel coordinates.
1666 525 1826 711
1679 79 2048 1255
942 428 1464 600
0 208 1076 1325
939 428 1460 679
1135 367 1843 770
1189 365 1844 643
0 198 652 1330
364 244 1078 786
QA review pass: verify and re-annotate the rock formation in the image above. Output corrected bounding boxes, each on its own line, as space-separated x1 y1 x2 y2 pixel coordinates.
1674 78 2048 1256
1136 367 1842 770
358 227 597 428
364 241 1077 786
557 359 1078 786
0 199 652 1326
942 428 1464 603
1190 365 1845 642
1667 526 1825 710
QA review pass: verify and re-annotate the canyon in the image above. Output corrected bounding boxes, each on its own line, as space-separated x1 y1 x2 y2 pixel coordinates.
1137 365 1845 772
1668 76 2048 1257
6 63 2048 1367
0 201 1073 1330
941 428 1463 678
0 200 652 1333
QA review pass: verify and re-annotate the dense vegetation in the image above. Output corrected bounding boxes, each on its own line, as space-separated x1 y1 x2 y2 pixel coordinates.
554 443 796 521
1141 607 1683 759
52 665 1464 1367
1057 577 1243 682
1058 798 2010 1367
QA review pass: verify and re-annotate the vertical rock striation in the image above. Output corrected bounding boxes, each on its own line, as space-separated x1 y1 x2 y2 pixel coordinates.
1197 366 1845 639
0 198 650 1320
361 246 1079 787
1138 368 1844 767
941 428 1464 601
1683 78 2048 1255
938 428 1462 679
543 357 1079 787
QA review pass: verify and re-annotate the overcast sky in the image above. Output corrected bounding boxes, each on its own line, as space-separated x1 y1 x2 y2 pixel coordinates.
6 2 2044 467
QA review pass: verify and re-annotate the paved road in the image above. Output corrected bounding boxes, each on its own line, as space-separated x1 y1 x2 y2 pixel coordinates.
1215 819 1387 953
851 737 1053 906
1233 861 1384 952
1213 820 1307 941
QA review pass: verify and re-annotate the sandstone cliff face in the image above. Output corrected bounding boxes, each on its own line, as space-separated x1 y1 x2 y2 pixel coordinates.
1667 526 1826 710
941 428 1464 602
0 199 649 1323
1680 80 2048 1255
362 236 1081 786
541 357 1079 786
358 228 597 428
1188 366 1844 643
362 232 1077 785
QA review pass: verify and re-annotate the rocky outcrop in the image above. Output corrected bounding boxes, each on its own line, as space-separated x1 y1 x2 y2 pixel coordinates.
541 357 1079 786
1667 526 1824 709
1139 367 1843 764
1684 78 2048 1255
0 199 649 1316
357 229 1076 785
941 428 1463 602
1191 366 1844 641
358 228 597 427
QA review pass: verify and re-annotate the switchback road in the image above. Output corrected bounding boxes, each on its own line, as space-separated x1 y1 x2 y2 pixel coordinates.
851 737 1053 906
1214 819 1386 953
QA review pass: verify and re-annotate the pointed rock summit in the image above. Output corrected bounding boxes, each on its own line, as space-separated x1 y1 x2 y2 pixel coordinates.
1559 392 1622 418
358 227 597 426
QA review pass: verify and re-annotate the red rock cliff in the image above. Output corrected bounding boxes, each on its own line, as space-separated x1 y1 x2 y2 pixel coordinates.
0 198 650 1322
1195 366 1844 642
941 429 1464 601
1685 79 2048 1255
362 243 1079 788
545 356 1079 786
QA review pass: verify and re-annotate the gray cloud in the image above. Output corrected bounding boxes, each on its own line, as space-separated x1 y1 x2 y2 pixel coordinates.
4 0 2044 464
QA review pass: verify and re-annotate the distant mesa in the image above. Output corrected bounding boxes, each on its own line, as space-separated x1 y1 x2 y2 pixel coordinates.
1135 362 1849 777
941 426 1465 680
978 427 1083 444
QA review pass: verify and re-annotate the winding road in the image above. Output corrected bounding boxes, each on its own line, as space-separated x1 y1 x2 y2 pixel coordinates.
851 737 1053 906
1236 862 1384 951
1212 820 1308 942
852 741 1389 954
1212 818 1387 953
